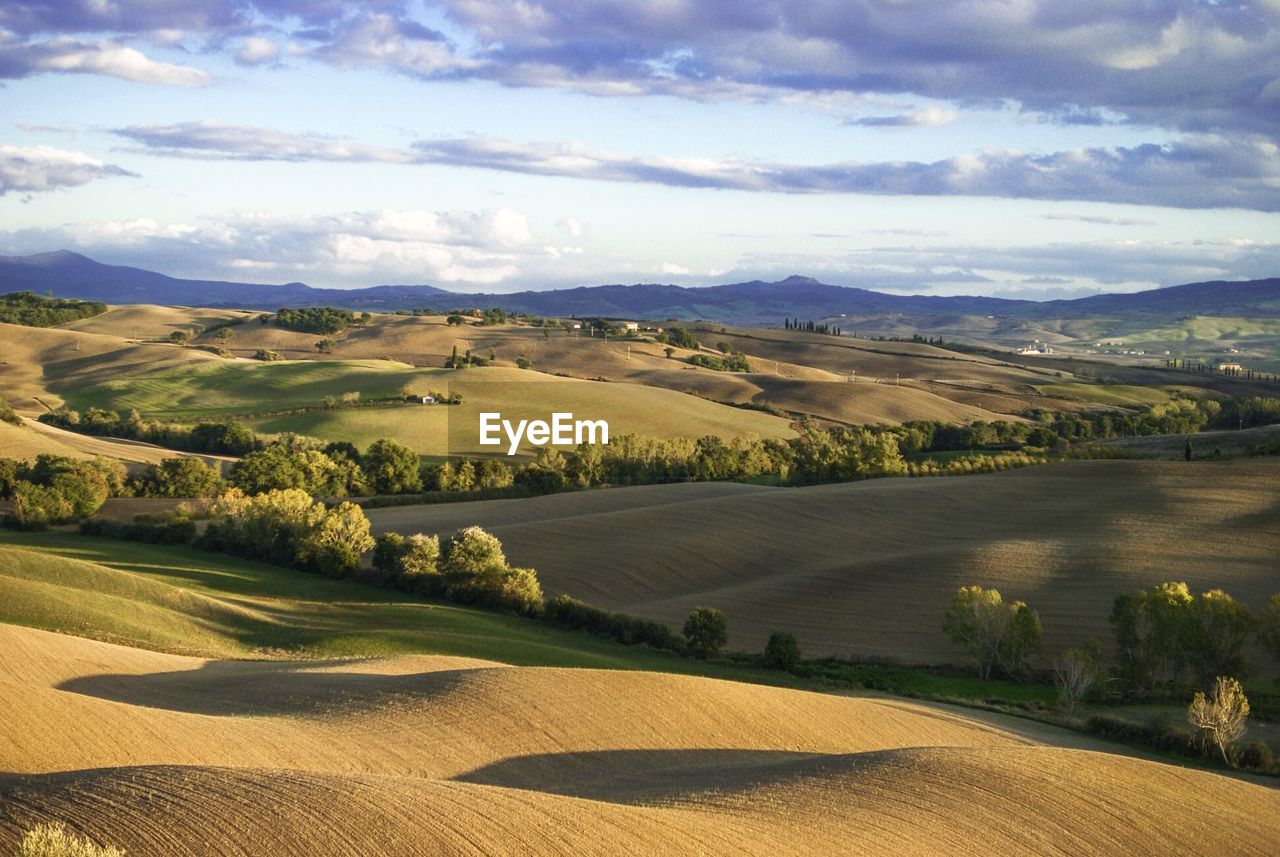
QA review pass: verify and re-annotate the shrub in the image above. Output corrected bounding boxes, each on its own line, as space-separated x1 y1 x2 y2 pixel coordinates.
15 822 123 857
763 630 802 672
0 393 22 425
440 526 543 614
80 515 197 545
254 349 283 361
1238 740 1275 773
683 606 728 658
515 356 534 370
543 595 678 651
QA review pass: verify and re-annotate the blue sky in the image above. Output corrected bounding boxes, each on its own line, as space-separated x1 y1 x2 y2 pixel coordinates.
1 1 1278 296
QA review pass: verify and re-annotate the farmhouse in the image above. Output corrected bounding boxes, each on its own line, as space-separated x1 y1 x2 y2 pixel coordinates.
420 395 436 404
1216 362 1244 372
618 321 640 332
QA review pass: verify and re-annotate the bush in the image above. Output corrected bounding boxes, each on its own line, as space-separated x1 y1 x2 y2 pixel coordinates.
683 606 728 658
80 515 197 545
15 822 123 857
440 526 543 614
763 630 802 672
0 393 22 425
543 594 678 651
1239 740 1275 772
373 531 443 594
254 349 283 361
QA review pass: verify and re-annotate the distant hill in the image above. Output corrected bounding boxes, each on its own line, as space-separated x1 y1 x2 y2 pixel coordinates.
1 250 1277 325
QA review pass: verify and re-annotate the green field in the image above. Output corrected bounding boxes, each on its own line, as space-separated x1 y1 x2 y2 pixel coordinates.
0 530 790 680
62 360 794 457
1032 381 1177 407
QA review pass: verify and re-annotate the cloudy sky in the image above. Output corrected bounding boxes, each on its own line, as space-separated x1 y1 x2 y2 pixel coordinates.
1 1 1278 296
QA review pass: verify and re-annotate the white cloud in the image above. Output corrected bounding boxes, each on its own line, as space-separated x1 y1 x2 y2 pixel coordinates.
0 144 135 195
556 216 586 238
236 37 278 66
0 35 212 85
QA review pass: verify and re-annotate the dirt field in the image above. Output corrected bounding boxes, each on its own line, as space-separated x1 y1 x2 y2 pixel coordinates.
368 459 1280 664
1 624 1276 856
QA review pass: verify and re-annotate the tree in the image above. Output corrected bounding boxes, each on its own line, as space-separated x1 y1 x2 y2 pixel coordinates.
296 501 375 577
664 346 675 358
362 438 423 494
1191 589 1255 684
1053 642 1100 718
683 606 728 658
315 338 335 353
1259 595 1280 679
998 601 1043 680
168 329 190 345
763 630 801 672
943 586 1010 679
1187 676 1250 765
136 456 223 497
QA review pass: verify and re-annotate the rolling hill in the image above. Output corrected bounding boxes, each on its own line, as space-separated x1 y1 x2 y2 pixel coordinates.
5 251 1278 325
366 459 1280 664
2 621 1277 855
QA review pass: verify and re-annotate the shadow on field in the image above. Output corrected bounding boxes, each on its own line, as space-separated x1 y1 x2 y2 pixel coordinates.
452 747 842 803
56 662 493 717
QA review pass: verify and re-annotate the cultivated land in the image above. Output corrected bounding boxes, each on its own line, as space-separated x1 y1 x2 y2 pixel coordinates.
3 623 1278 856
367 459 1280 664
3 300 1280 852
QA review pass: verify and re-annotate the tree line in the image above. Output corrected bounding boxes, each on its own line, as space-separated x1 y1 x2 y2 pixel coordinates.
0 290 106 327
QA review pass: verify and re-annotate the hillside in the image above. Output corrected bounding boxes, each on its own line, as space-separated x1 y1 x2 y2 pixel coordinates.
366 459 1280 664
5 251 1279 324
2 623 1276 855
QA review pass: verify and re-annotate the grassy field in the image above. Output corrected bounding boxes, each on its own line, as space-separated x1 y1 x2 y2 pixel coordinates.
62 361 796 456
2 553 1277 855
366 459 1280 665
0 530 772 673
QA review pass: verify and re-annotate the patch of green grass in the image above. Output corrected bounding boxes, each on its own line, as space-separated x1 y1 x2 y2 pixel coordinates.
1034 381 1174 407
0 530 789 682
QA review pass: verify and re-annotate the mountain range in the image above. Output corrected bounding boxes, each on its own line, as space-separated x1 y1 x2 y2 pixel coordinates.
2 250 1278 325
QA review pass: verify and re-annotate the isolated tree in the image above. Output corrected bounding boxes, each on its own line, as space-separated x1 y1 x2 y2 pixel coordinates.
943 586 1010 680
315 338 335 353
1187 676 1250 765
763 630 802 672
1053 642 1101 718
362 438 423 494
683 606 728 659
168 329 191 345
664 346 675 358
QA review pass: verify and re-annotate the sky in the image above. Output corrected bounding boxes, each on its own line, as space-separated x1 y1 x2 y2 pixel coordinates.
0 1 1278 298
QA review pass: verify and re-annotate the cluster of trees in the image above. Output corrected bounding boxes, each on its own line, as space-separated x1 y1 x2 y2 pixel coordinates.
0 455 124 529
1110 582 1273 694
690 352 750 372
228 436 421 496
199 487 375 577
0 290 106 327
274 306 359 334
445 345 488 368
38 409 261 456
783 318 841 336
659 326 701 350
373 526 542 615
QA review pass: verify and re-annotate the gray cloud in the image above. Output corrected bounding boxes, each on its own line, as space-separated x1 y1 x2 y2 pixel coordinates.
1 2 1275 136
116 121 1280 212
845 106 959 127
0 145 136 196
